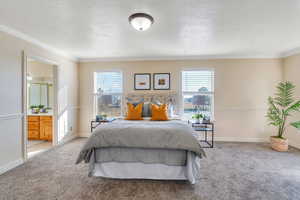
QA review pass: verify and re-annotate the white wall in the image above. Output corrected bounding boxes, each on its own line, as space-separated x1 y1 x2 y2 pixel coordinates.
79 59 282 141
283 54 300 149
0 31 79 174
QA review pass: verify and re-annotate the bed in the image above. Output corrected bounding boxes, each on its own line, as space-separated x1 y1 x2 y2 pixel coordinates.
76 119 206 184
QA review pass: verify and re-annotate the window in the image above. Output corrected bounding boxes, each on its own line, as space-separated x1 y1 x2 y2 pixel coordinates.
182 70 214 119
94 71 123 117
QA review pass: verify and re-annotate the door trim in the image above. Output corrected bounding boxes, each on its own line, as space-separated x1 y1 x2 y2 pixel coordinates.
22 51 59 161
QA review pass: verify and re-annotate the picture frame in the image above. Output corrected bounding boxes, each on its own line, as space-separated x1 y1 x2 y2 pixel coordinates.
134 73 151 90
153 73 170 90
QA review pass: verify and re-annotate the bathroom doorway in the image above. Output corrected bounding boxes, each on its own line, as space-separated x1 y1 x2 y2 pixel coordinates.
22 54 58 159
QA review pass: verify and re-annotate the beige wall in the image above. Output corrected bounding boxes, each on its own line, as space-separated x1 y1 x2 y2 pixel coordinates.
79 59 282 141
283 54 300 149
0 31 79 173
27 60 53 80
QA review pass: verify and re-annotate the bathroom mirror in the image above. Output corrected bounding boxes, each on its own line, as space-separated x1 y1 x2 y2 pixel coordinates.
28 83 53 108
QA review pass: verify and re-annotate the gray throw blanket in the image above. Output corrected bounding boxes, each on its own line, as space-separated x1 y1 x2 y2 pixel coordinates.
76 120 206 164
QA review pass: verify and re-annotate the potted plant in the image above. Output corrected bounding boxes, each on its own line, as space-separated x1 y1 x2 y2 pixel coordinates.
30 105 39 114
266 81 300 152
192 113 204 124
102 114 108 120
38 105 47 113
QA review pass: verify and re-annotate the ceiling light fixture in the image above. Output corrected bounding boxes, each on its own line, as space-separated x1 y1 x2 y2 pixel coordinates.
129 13 154 31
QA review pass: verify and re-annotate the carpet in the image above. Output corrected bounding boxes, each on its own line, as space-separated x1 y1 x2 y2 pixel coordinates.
1 138 300 200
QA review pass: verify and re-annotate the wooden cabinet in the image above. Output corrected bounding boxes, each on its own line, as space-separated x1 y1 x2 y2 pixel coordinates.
40 117 53 141
28 116 52 141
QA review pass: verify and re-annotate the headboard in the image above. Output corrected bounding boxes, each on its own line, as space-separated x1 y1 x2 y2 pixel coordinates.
123 92 179 115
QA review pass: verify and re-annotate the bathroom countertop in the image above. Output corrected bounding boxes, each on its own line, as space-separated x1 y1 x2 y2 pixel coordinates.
28 110 53 116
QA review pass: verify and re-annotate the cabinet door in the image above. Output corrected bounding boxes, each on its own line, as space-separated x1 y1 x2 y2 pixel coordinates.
40 117 53 141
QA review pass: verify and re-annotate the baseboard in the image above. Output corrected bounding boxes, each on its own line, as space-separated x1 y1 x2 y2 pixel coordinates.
0 159 24 175
78 132 90 137
289 141 300 149
215 137 267 143
58 133 78 145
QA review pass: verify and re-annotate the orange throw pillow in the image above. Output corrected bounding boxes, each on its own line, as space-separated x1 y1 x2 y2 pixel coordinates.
125 103 143 120
151 104 169 121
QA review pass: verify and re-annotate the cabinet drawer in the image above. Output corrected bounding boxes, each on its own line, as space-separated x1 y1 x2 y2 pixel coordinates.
28 116 40 122
28 122 40 130
28 130 39 139
40 116 52 121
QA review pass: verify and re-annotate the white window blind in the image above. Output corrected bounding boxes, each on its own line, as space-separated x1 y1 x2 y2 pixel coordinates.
181 70 215 119
182 70 214 93
94 72 122 93
93 72 123 117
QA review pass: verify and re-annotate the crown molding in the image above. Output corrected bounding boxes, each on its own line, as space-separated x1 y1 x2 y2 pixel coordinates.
2 24 300 62
78 54 282 63
280 47 300 58
0 25 78 62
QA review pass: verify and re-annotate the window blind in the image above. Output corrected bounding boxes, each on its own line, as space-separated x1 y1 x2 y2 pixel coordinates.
95 72 122 93
182 70 214 92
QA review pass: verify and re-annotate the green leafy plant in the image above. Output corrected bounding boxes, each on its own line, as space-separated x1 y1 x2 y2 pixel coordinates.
192 113 204 120
267 81 300 139
38 105 45 109
30 105 38 109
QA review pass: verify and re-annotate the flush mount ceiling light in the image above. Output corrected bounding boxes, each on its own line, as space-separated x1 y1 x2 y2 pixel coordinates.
129 13 154 31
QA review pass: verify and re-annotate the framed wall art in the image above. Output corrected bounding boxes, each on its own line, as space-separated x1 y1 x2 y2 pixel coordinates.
153 73 170 90
134 73 151 90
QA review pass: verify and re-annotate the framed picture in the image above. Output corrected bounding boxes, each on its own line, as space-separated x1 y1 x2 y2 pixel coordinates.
134 73 151 90
153 73 170 90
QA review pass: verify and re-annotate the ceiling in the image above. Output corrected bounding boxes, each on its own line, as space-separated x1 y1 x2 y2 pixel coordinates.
1 0 300 61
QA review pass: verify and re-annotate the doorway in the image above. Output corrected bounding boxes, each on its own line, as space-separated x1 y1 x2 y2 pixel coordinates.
22 53 58 159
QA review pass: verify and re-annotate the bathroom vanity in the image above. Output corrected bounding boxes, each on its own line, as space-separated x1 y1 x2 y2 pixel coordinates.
28 113 53 141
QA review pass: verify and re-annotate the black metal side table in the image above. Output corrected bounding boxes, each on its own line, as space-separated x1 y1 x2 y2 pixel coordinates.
90 118 116 132
188 121 214 148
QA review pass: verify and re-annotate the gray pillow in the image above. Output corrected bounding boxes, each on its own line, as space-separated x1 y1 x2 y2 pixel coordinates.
127 99 151 117
142 102 151 117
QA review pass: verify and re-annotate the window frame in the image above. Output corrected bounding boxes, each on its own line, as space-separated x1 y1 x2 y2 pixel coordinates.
93 70 124 117
180 68 215 120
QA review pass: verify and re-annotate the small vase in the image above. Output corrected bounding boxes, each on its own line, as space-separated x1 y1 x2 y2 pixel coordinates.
270 136 288 152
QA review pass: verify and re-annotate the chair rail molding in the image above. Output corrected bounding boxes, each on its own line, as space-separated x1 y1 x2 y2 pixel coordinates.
0 113 24 121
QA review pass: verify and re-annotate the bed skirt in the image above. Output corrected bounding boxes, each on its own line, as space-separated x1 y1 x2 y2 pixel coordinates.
89 151 201 184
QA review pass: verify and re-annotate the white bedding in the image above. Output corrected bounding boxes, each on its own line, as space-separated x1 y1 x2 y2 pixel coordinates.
90 151 201 184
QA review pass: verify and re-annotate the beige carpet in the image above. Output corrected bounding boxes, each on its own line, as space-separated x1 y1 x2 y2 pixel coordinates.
27 140 52 158
1 138 300 200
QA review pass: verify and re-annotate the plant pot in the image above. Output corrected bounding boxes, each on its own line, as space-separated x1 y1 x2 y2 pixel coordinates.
195 118 202 124
270 136 288 152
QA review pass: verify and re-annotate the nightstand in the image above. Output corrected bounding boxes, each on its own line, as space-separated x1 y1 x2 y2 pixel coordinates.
90 118 116 132
188 120 214 148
